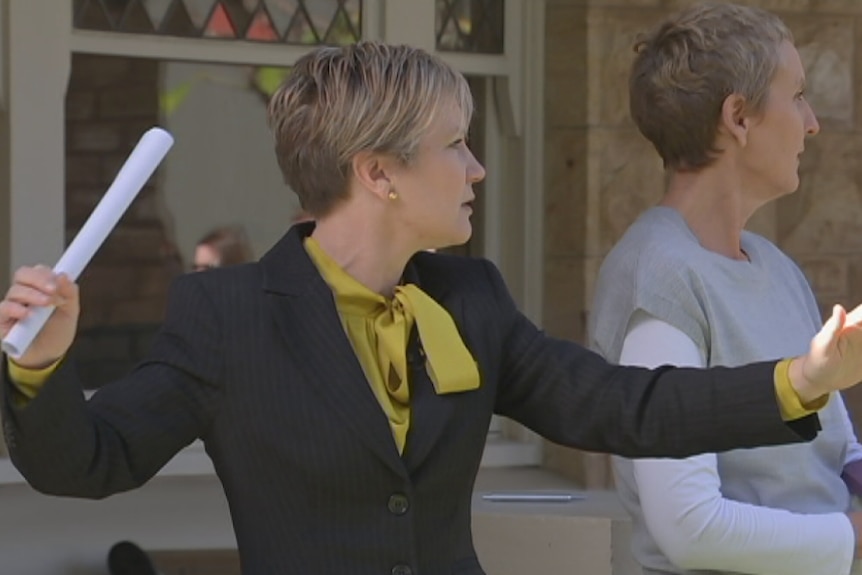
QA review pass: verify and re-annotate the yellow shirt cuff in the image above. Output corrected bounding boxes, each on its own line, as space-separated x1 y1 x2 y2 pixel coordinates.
774 358 828 420
7 357 62 400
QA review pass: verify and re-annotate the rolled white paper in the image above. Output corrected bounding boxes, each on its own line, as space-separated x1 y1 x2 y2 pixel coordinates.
1 127 175 359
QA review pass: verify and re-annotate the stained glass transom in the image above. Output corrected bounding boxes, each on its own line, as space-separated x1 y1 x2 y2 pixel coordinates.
435 0 503 54
72 0 362 45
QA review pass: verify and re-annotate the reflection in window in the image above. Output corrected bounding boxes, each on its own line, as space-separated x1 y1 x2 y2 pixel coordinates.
435 0 504 54
66 54 302 387
73 0 362 45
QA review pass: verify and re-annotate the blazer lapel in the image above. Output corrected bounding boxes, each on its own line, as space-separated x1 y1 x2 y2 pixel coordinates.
260 224 407 478
401 257 462 470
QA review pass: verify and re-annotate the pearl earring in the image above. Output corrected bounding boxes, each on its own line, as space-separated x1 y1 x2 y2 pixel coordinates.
388 190 398 200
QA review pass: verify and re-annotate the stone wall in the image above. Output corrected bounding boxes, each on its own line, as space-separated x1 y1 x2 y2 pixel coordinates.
543 0 862 487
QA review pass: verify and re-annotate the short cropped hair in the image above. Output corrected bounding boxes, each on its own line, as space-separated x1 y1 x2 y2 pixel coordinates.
629 2 793 170
267 41 474 217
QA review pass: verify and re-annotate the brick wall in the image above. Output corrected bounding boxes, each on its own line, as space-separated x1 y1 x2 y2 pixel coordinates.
66 54 182 388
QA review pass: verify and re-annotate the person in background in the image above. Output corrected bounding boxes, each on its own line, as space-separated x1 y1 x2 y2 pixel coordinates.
590 3 862 575
192 224 253 271
291 208 313 224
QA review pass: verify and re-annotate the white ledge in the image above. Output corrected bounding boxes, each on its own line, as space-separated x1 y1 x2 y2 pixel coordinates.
0 440 215 486
0 436 543 485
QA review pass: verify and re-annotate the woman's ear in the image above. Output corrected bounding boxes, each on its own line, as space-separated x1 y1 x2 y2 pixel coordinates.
719 93 750 147
351 151 394 201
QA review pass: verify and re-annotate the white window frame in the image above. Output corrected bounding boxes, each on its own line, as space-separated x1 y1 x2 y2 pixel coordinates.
1 0 545 467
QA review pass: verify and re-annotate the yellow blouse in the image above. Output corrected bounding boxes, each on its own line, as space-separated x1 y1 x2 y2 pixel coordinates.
304 237 480 453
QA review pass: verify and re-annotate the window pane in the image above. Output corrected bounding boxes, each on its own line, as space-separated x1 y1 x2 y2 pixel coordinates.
435 0 504 54
66 54 301 387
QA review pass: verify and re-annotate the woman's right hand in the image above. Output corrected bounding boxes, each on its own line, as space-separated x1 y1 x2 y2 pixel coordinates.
0 266 79 369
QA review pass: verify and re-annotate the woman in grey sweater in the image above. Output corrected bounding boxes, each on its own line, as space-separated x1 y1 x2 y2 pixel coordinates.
591 3 862 575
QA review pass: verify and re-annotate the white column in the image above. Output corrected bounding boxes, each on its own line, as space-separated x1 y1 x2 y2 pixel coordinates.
1 0 70 288
362 0 384 40
0 0 8 292
383 0 434 49
520 0 545 325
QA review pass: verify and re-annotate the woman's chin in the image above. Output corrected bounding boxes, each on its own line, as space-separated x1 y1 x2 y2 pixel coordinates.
426 227 472 252
453 223 473 246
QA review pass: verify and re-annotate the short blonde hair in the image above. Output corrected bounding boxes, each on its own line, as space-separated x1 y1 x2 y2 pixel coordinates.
630 2 793 170
267 41 474 217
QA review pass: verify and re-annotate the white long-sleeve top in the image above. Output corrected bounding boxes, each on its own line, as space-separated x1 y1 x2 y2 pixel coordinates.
619 310 857 575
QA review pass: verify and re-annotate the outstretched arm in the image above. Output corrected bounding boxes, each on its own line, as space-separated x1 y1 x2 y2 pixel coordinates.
488 259 819 458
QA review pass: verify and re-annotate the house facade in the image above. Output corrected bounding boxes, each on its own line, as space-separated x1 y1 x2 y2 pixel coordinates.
1 0 862 570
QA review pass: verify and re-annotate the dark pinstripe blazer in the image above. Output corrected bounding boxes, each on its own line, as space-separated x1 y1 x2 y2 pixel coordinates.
2 223 818 575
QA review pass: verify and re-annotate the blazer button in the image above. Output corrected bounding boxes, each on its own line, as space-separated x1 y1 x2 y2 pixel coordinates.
391 564 413 575
387 493 409 515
